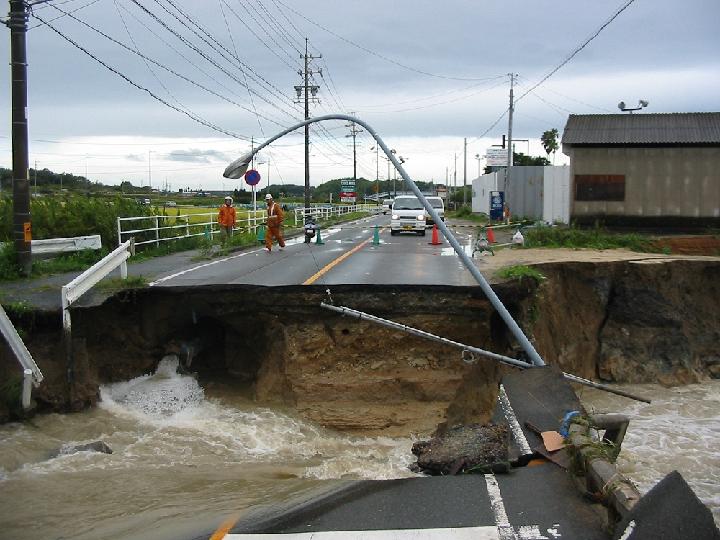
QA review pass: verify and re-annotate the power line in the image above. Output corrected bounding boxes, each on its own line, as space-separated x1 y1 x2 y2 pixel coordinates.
515 0 638 104
47 3 289 128
274 0 506 82
33 12 252 141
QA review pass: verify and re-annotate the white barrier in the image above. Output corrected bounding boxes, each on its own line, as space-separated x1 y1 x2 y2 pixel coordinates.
0 305 44 410
61 239 135 332
31 235 102 255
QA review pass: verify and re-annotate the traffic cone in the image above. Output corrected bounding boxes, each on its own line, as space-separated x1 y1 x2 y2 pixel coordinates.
429 224 442 245
256 225 266 244
487 226 496 244
372 225 380 245
315 227 325 245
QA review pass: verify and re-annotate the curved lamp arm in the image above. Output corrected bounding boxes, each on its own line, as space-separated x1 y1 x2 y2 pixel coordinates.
224 114 545 367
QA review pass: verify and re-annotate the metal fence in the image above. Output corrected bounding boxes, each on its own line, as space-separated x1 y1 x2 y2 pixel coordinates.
117 204 381 248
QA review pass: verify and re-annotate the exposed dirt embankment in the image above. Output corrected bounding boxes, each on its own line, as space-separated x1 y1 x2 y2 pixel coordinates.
530 259 720 385
2 258 718 432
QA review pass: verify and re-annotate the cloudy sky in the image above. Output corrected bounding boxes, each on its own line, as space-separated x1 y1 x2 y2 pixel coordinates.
0 0 718 192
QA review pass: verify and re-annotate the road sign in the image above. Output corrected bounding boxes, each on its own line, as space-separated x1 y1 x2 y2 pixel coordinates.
340 191 356 203
490 191 504 221
244 169 261 186
486 148 508 167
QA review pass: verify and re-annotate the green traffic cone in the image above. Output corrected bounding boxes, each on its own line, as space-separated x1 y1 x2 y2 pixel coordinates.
373 225 380 245
256 225 266 244
315 226 324 245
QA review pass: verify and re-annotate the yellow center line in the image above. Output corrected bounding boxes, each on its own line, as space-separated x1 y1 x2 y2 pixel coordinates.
209 513 241 540
303 229 380 285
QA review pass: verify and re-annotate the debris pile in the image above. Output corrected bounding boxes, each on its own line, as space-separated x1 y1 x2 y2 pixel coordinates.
410 423 509 475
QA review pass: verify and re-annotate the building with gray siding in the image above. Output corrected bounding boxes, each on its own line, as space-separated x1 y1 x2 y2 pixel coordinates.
562 112 720 227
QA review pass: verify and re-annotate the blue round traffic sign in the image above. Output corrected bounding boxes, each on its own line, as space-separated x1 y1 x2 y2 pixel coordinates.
244 169 261 186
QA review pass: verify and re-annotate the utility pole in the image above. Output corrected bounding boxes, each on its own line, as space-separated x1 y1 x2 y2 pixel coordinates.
453 153 457 208
463 138 467 207
294 38 321 210
148 150 152 191
506 73 516 212
9 0 31 275
345 115 363 183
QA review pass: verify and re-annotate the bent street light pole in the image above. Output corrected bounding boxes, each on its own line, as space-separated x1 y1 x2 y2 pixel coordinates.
223 114 546 367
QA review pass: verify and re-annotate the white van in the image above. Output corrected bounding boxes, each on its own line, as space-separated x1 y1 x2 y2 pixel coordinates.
425 196 445 226
382 198 394 214
390 196 426 236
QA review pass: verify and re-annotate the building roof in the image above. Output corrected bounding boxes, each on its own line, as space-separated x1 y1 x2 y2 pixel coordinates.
562 112 720 145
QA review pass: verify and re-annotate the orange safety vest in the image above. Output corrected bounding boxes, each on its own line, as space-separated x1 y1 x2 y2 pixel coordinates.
267 202 284 227
218 205 236 227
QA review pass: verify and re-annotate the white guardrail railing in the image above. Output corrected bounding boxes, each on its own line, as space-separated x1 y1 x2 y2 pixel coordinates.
31 235 102 255
117 204 381 248
62 239 135 332
0 305 44 410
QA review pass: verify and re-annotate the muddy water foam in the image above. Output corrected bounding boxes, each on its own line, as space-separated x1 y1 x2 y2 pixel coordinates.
0 357 416 540
579 380 720 525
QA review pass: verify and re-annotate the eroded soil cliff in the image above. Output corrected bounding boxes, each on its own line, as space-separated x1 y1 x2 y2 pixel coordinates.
2 258 718 432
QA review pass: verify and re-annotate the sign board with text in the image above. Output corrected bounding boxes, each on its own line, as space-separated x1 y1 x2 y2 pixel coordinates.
486 148 508 167
340 191 356 203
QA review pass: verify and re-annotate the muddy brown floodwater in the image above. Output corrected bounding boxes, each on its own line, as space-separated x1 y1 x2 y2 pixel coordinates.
0 257 718 538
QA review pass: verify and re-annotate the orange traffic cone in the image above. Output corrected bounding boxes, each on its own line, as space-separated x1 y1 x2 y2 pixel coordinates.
487 227 496 243
429 224 442 245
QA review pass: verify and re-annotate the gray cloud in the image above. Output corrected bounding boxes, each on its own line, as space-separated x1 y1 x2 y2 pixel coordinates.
165 149 232 163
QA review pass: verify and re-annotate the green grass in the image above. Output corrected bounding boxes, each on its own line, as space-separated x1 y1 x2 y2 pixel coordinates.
522 224 656 252
447 207 489 223
96 275 148 292
497 265 546 283
0 245 107 282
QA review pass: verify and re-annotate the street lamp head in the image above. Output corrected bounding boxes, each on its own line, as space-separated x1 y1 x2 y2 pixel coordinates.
223 151 254 179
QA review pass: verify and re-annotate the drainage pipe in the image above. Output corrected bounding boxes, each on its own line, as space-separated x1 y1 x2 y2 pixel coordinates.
320 302 650 404
225 114 545 367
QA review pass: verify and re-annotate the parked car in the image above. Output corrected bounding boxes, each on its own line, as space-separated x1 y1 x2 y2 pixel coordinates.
382 198 394 214
165 201 177 207
424 196 445 226
390 196 426 236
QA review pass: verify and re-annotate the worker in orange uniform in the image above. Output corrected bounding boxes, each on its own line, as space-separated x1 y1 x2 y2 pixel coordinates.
264 193 285 252
218 196 236 244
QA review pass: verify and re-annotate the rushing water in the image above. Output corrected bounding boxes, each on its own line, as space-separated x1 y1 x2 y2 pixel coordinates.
578 380 720 526
0 358 717 539
0 357 416 540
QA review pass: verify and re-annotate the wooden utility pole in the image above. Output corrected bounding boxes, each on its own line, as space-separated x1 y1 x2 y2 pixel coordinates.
294 39 321 210
8 0 31 276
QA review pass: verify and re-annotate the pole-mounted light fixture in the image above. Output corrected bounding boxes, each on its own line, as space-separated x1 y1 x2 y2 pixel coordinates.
618 99 649 113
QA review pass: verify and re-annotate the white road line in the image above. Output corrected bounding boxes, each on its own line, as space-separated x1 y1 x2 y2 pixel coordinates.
498 384 533 456
225 527 499 539
485 474 518 540
149 249 259 286
148 228 347 286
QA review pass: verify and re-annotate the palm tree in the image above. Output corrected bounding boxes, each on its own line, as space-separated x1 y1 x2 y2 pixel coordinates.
541 129 560 165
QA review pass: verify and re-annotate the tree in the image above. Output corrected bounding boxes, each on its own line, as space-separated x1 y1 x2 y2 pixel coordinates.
541 128 560 164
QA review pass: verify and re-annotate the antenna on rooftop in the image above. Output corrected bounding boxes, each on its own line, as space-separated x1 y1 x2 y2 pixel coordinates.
618 99 650 113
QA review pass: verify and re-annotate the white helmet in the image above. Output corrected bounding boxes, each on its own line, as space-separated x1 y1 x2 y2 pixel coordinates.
224 196 232 203
265 193 273 200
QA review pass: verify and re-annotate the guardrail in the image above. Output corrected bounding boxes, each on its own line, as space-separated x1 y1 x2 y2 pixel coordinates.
293 203 382 226
117 205 381 248
62 239 135 332
0 305 44 410
117 210 266 248
31 235 102 256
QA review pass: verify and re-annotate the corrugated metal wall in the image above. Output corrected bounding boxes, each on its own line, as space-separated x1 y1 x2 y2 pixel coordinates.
471 167 570 223
567 147 720 218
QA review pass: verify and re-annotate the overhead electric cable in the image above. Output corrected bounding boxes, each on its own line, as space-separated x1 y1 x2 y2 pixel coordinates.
33 13 251 141
515 0 637 104
274 0 505 82
28 0 101 29
46 4 288 128
217 0 265 136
